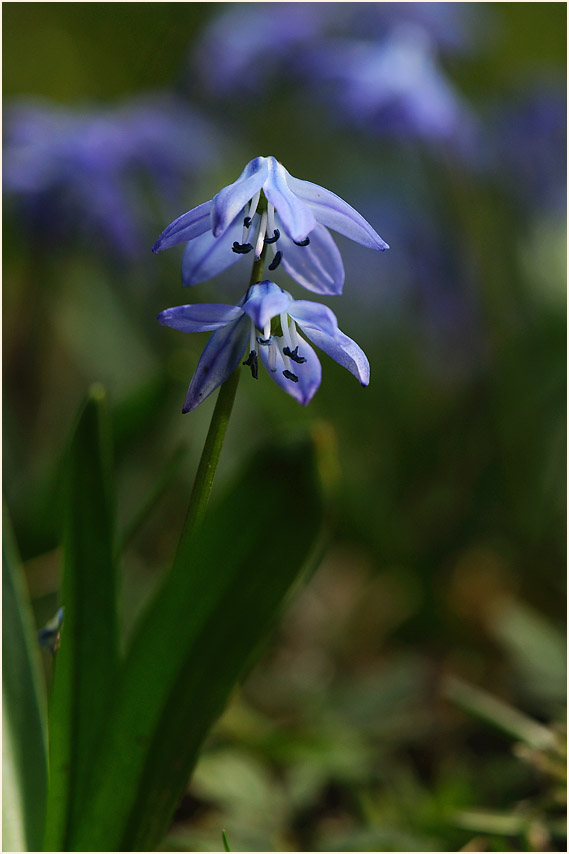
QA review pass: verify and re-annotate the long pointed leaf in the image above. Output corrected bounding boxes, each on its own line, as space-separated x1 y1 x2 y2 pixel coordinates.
43 385 119 850
2 507 48 852
71 432 325 851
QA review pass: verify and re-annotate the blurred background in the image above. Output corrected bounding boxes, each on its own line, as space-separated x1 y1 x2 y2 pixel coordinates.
3 3 566 851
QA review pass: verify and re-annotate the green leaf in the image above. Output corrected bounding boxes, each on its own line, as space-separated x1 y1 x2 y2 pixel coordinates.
43 384 119 851
119 441 188 550
2 506 48 852
443 676 556 750
70 432 326 852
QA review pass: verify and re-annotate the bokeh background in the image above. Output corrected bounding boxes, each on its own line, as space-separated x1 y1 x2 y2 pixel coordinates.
3 3 566 851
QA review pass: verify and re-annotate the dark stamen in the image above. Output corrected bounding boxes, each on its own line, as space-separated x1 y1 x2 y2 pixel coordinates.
264 228 280 244
294 236 310 247
283 369 299 383
243 216 252 229
232 241 253 254
242 350 258 379
256 336 272 346
268 250 282 271
283 345 307 364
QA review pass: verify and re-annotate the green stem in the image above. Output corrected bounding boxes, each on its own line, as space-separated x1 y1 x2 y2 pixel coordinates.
177 244 267 545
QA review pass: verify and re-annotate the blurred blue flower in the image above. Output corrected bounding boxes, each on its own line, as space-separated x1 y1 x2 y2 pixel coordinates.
158 280 370 411
341 2 486 53
38 606 64 655
333 190 487 384
152 155 388 295
306 24 478 153
488 85 567 214
191 3 482 99
191 2 333 97
3 94 221 259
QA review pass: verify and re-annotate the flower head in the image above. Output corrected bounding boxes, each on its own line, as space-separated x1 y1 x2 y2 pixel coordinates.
152 155 388 295
158 280 370 412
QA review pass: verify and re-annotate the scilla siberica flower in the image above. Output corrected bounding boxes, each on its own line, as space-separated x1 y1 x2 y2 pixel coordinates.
158 281 369 412
152 155 388 295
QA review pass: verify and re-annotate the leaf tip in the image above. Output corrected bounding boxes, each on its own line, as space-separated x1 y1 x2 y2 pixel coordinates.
88 382 107 403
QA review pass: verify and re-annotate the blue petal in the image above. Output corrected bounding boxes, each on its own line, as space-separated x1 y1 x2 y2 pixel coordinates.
183 314 250 413
263 157 316 243
279 221 345 295
295 324 370 386
157 303 243 333
288 300 340 337
181 212 244 285
211 156 269 237
152 200 212 253
285 172 390 251
241 280 290 330
259 336 322 405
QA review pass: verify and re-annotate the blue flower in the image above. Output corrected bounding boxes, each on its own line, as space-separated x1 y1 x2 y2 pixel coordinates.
152 155 388 295
191 3 333 98
3 94 221 259
488 85 567 215
306 25 478 153
38 607 64 655
157 280 370 411
190 3 482 100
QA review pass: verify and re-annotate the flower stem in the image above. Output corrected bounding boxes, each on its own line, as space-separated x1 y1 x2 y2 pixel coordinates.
178 245 268 544
178 366 240 544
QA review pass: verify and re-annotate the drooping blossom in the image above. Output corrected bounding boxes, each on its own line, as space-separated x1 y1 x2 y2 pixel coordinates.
152 155 388 295
157 280 370 411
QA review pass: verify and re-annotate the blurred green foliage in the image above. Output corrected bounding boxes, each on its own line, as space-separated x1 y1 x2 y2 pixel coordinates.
3 2 566 851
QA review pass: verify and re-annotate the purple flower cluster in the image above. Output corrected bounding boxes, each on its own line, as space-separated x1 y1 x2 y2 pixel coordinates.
155 156 388 409
3 94 221 259
190 2 481 153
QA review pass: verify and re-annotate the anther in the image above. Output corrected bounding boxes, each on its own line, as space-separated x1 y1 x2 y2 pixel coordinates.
268 250 282 271
256 336 272 346
243 216 252 229
242 350 258 379
294 237 310 247
232 241 253 254
264 229 280 244
283 346 306 364
283 369 299 383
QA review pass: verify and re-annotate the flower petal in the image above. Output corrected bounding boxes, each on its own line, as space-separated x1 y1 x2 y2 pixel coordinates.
279 221 345 295
240 280 291 330
285 172 389 250
211 156 269 237
152 200 212 253
183 315 250 413
181 212 244 285
157 303 243 333
263 157 316 243
288 300 340 337
295 324 370 386
259 336 322 405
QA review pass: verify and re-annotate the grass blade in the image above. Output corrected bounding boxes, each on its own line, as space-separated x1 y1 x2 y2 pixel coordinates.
2 506 48 852
71 431 326 851
43 384 119 850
